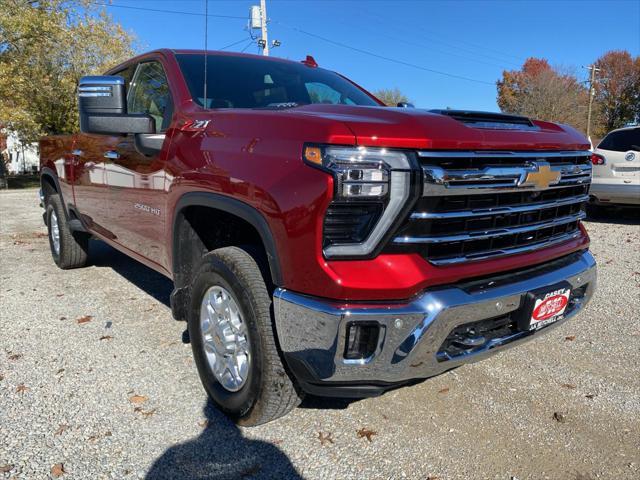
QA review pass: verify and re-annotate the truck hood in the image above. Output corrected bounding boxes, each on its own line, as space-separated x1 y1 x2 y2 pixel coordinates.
287 104 590 151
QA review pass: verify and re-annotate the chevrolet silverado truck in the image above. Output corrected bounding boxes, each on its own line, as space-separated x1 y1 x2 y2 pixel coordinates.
39 49 597 426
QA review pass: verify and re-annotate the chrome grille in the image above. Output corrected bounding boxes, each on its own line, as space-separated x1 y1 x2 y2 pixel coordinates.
390 151 592 264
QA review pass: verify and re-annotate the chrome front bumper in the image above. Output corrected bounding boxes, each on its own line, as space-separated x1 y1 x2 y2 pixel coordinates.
274 251 596 396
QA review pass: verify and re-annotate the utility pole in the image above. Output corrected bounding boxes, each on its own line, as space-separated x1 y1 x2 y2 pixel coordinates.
584 65 601 141
260 0 269 56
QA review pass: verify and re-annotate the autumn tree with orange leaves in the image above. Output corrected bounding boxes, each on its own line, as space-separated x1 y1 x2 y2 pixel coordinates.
497 53 639 137
593 50 640 136
496 58 589 133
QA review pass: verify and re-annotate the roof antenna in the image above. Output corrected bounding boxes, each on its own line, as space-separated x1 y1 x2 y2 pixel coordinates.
203 0 208 108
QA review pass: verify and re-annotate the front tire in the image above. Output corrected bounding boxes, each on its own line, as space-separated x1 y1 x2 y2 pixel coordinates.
188 247 302 426
46 194 89 269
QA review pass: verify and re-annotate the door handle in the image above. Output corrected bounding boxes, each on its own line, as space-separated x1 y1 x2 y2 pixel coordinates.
103 150 120 160
71 149 83 156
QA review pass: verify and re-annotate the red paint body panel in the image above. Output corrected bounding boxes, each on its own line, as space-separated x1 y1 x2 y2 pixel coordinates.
40 49 592 302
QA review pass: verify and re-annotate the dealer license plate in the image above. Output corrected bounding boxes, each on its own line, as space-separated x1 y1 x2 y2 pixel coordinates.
528 287 571 330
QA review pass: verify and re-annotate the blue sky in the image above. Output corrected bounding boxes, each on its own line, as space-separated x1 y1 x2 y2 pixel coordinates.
98 0 640 111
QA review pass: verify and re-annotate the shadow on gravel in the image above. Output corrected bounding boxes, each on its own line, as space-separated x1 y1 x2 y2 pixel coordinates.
89 240 173 307
585 205 640 225
146 400 302 480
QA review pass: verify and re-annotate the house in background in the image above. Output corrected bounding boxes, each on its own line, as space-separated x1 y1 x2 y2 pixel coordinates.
0 128 39 175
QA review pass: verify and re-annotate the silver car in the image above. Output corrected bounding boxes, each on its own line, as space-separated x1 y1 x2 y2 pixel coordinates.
590 126 640 206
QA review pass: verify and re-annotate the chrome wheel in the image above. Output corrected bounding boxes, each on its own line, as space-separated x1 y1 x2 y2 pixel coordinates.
50 210 60 256
200 286 251 392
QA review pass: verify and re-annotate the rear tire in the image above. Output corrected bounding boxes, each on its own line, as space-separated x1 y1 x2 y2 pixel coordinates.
46 194 89 269
188 246 302 426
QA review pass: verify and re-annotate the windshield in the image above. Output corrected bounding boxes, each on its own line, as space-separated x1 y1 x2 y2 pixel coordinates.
176 53 379 109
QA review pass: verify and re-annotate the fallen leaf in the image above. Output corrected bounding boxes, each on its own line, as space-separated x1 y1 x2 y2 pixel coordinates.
565 335 576 341
54 424 69 436
56 293 65 297
16 384 29 394
99 335 113 341
317 431 334 446
8 353 22 361
76 315 93 324
104 431 112 437
133 406 156 418
56 368 65 375
59 317 67 321
561 383 577 390
553 411 566 423
585 394 595 399
129 394 147 404
0 465 13 473
51 463 65 477
438 387 450 394
356 428 377 442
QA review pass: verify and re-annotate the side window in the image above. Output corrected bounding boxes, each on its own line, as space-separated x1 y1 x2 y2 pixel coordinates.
305 82 356 105
127 61 173 132
111 65 136 93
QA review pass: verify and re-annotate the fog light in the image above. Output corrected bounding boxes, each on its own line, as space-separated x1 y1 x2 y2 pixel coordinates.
344 322 380 360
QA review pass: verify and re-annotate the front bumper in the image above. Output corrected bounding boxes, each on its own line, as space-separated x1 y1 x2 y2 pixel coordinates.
590 178 640 205
274 251 596 397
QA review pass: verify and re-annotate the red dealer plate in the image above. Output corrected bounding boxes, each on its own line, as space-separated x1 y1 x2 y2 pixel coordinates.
529 287 571 330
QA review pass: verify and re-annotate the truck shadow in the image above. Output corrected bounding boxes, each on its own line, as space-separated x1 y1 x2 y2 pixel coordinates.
89 239 173 308
146 400 302 480
585 205 640 225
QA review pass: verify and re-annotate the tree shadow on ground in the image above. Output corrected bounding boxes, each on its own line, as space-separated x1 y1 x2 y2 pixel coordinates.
146 400 302 480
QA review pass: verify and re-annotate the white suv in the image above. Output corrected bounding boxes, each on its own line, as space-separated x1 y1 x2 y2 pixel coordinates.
590 126 640 206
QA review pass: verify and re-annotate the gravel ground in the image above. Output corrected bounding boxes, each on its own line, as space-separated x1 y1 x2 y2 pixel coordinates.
1 188 638 480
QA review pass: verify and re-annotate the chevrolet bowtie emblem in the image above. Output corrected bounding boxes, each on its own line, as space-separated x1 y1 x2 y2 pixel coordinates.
520 161 561 189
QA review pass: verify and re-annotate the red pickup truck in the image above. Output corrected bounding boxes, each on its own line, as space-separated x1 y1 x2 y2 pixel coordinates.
39 49 597 425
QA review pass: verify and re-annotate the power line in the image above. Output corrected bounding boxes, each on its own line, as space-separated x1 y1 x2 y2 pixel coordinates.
274 21 495 86
360 11 525 67
92 1 495 85
219 37 253 51
89 2 246 19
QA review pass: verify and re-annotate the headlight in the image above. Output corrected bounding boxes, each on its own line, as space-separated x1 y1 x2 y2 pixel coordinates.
304 144 416 258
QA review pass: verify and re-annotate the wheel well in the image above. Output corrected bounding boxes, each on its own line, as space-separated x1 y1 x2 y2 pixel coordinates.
171 205 274 319
41 174 57 202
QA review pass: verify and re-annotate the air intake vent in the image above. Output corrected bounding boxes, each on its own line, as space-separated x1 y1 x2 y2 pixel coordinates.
323 203 383 246
429 110 537 130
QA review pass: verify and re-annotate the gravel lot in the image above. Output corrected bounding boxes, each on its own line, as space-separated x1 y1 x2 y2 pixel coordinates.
1 188 639 480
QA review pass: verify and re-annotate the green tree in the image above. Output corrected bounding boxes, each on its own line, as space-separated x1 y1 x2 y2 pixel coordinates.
373 88 412 107
496 58 589 132
593 50 640 136
0 0 136 142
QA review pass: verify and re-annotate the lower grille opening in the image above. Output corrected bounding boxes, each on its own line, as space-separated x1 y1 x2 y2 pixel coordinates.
436 284 589 362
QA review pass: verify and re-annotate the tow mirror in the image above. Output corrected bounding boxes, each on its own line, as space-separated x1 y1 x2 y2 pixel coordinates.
78 76 155 135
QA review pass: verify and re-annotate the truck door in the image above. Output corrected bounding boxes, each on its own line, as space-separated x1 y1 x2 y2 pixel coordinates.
101 59 174 266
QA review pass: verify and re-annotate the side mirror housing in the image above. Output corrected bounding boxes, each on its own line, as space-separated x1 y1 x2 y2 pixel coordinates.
78 76 155 135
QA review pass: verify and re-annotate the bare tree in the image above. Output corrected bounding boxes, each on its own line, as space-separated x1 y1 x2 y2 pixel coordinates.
373 88 412 106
